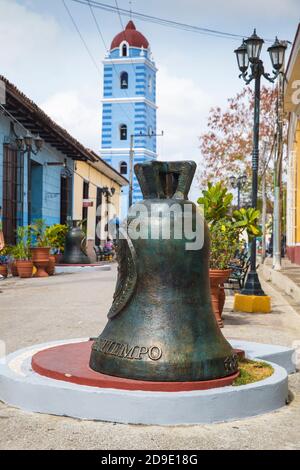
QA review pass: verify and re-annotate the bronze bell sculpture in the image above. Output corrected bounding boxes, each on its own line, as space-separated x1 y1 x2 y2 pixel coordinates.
90 161 238 382
62 221 91 264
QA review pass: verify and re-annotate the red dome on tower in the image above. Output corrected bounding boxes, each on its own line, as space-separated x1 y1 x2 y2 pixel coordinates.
110 21 149 50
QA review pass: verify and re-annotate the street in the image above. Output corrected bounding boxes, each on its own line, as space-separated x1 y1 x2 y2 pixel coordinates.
0 267 300 450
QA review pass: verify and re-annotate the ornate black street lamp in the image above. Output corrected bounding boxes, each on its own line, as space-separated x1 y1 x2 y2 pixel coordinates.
229 174 247 209
234 29 286 296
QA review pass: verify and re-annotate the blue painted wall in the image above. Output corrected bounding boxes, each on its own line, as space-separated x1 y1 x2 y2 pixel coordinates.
0 111 73 233
100 34 158 217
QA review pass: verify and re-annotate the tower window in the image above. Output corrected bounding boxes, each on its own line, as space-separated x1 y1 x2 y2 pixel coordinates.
120 124 127 140
120 161 128 175
120 41 129 57
148 76 153 93
120 71 128 89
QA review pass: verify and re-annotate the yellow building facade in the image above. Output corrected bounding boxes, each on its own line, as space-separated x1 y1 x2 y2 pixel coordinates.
73 154 128 260
285 24 300 263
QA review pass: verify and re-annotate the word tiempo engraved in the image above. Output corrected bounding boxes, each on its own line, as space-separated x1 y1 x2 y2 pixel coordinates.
98 338 162 361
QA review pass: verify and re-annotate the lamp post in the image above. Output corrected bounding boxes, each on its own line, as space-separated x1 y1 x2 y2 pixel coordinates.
234 30 286 296
16 131 44 224
229 174 247 209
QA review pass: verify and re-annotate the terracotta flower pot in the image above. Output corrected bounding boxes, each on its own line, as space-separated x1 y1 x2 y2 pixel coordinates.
209 269 231 328
31 247 50 278
16 260 33 278
10 261 19 277
0 265 8 278
46 255 56 276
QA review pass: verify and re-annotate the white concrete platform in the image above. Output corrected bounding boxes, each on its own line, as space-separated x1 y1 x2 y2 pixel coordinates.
0 339 291 425
229 339 296 374
55 265 111 274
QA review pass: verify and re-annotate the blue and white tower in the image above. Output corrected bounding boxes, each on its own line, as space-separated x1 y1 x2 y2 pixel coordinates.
100 21 157 217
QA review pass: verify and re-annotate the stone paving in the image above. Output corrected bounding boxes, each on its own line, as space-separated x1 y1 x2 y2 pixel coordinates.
0 266 300 450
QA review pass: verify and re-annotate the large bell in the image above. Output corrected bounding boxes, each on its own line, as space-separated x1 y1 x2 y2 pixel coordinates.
90 161 238 382
62 221 90 264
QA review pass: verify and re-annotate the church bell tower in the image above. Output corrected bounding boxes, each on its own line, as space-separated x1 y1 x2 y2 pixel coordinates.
100 21 158 217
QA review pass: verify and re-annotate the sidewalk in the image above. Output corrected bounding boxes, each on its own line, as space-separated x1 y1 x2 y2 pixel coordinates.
224 276 300 347
0 268 300 449
263 257 300 306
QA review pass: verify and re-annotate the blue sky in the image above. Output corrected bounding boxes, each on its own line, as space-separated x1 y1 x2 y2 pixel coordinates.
0 0 299 198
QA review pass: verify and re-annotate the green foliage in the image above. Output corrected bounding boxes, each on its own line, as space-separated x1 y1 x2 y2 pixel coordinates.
10 222 68 259
0 245 10 256
13 226 32 260
232 208 262 240
30 219 50 247
0 245 12 264
44 224 68 253
197 182 233 223
198 182 262 269
209 219 240 270
233 359 273 386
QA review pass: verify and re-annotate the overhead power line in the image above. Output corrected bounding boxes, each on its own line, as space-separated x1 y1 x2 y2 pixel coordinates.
114 0 139 75
70 0 276 42
62 0 101 72
87 0 136 121
63 0 135 125
0 102 123 195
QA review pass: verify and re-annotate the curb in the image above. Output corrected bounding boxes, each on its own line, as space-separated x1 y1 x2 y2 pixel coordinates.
262 263 300 304
0 339 290 425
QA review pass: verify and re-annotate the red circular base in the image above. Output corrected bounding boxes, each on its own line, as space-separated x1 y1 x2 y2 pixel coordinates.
31 341 239 392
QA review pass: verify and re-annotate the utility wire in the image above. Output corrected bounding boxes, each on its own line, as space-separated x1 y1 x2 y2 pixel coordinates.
113 0 146 130
70 0 277 42
114 1 157 149
87 0 136 118
63 0 135 126
114 0 137 75
62 0 101 72
87 0 108 49
0 103 123 195
87 0 156 153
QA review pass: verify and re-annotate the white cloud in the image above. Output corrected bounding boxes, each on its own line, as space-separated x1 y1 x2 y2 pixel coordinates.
41 88 100 151
40 68 210 201
182 0 299 19
156 67 212 200
0 0 59 68
0 0 101 151
1 0 295 203
157 67 211 160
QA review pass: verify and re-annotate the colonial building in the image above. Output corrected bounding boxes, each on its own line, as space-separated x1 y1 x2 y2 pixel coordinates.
285 24 300 263
0 75 127 252
73 154 128 259
100 21 158 216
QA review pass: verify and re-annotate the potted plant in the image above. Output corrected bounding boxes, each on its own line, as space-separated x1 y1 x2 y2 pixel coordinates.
209 219 240 327
44 223 68 273
198 183 261 327
14 226 33 278
1 245 17 276
9 246 19 277
0 247 9 278
198 183 235 327
31 219 51 277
